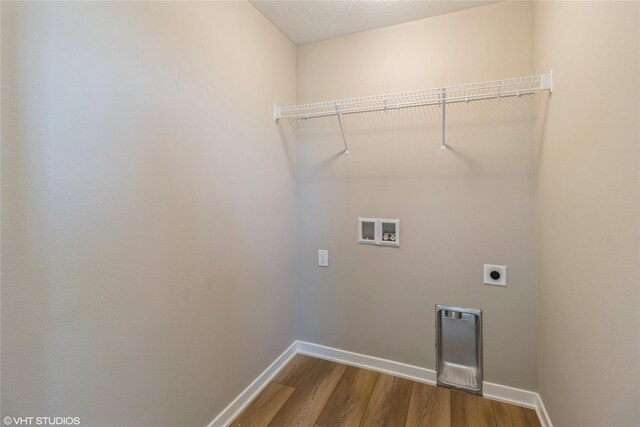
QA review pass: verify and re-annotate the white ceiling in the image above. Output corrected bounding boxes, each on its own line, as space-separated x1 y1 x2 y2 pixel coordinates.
250 1 495 45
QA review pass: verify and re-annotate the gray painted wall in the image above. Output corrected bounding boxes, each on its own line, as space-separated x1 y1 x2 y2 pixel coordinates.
4 2 639 425
535 2 640 425
1 2 297 426
295 1 538 391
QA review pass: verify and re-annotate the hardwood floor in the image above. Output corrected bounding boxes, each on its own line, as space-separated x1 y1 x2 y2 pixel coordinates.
230 355 541 427
316 366 378 427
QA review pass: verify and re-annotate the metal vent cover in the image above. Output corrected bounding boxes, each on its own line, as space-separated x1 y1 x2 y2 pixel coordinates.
435 305 483 395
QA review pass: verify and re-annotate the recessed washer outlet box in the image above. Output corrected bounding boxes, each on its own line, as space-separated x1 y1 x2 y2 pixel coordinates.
484 264 506 286
357 218 399 247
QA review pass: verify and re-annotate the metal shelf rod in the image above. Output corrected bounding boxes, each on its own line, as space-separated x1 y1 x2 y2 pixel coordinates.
335 105 350 156
441 88 447 151
280 89 538 120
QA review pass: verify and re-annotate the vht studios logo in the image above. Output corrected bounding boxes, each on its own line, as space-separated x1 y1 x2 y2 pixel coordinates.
3 417 80 426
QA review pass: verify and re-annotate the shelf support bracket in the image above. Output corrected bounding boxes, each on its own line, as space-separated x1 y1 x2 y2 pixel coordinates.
335 105 350 156
440 88 447 151
539 70 553 93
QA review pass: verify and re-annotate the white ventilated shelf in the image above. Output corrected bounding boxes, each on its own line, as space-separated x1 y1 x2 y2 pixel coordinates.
274 72 552 154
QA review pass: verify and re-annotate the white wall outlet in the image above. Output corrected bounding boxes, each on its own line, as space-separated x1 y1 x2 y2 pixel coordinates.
484 264 506 286
318 250 328 267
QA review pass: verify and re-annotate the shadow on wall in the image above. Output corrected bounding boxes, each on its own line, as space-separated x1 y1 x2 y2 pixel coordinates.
534 93 551 176
292 94 537 177
277 119 297 175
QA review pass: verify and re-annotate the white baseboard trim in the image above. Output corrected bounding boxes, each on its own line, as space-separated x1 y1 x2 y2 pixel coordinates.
208 340 553 427
535 393 554 427
296 341 438 385
483 381 539 409
207 341 298 427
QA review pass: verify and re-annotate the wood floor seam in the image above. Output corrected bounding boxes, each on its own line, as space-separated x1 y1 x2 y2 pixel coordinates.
311 366 347 427
398 378 413 426
356 370 381 427
490 399 498 427
270 385 297 424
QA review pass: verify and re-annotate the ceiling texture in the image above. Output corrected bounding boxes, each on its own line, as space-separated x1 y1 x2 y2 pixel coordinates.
250 0 495 45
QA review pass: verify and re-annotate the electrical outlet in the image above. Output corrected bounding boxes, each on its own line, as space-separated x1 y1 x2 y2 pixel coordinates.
484 264 506 286
318 250 328 267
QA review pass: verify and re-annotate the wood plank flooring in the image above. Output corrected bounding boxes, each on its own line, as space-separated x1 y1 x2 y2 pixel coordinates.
315 366 378 427
230 355 541 427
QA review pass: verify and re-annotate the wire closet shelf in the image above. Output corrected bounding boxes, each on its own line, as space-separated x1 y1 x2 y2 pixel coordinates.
274 72 552 154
